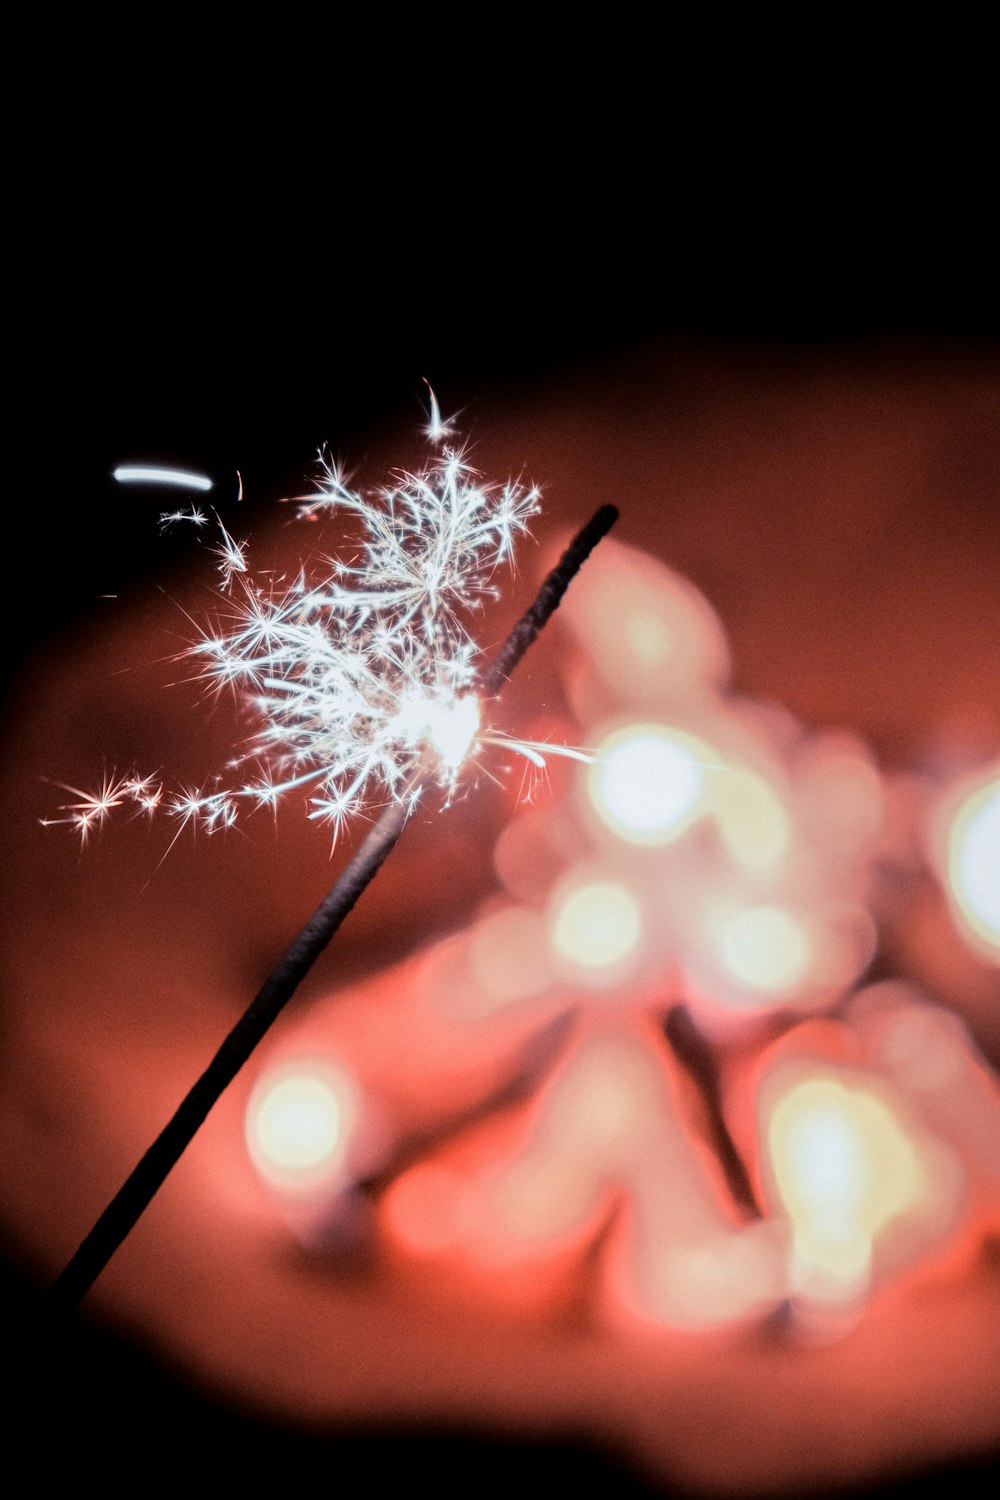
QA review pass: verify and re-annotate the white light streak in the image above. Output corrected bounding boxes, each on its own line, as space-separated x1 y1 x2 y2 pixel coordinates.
114 465 213 492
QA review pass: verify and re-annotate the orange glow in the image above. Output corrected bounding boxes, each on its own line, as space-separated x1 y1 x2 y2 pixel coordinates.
468 905 554 1009
382 1161 473 1256
382 1020 792 1331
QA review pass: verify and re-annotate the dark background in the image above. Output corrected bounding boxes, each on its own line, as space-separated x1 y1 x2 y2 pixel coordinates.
8 68 999 1496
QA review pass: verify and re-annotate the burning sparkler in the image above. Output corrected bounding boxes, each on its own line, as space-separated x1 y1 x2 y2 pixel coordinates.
49 407 618 1308
52 429 547 845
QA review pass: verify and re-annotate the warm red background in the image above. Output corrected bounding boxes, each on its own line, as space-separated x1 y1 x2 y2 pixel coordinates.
4 338 999 1494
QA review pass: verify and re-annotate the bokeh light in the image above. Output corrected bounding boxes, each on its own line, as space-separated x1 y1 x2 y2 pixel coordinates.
558 538 731 707
946 771 1000 959
588 724 708 845
246 1058 357 1194
550 878 642 977
766 1074 926 1303
710 765 791 874
722 904 812 993
11 352 1000 1495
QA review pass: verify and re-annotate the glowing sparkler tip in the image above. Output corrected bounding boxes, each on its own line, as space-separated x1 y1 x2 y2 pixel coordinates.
393 690 481 775
589 724 707 845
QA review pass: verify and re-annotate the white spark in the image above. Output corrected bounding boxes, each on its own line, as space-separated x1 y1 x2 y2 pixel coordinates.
423 380 457 444
115 466 213 492
212 519 249 591
42 772 157 844
159 505 209 529
63 428 544 845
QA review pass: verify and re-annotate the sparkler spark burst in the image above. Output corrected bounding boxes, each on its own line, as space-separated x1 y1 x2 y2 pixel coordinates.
50 424 544 844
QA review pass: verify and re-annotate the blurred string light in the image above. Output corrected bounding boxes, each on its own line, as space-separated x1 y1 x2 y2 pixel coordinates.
752 1021 982 1333
242 529 998 1337
439 546 888 1024
382 1022 789 1331
853 982 1000 1212
468 907 554 1007
710 765 791 874
560 542 731 705
385 1030 665 1265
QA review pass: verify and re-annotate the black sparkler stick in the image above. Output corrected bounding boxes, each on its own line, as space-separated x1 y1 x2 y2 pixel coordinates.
50 503 619 1310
